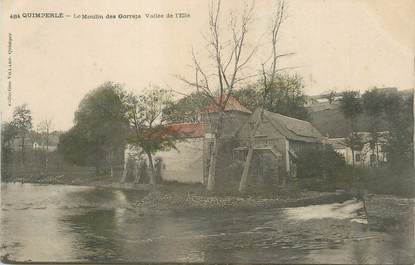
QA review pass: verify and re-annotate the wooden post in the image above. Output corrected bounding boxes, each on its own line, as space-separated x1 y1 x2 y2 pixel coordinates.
207 138 217 191
239 109 261 193
239 147 253 193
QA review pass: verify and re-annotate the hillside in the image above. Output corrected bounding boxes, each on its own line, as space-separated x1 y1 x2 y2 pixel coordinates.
306 102 388 138
306 88 412 138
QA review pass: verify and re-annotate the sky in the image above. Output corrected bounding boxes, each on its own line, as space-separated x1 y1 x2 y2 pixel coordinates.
1 0 414 130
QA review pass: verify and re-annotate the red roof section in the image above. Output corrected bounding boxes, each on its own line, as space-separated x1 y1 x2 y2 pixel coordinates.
201 96 252 114
163 123 204 138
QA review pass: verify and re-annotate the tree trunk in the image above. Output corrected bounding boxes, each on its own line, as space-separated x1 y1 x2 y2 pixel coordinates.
206 111 225 192
107 151 114 178
134 163 142 183
45 128 49 171
350 120 356 168
21 136 25 166
146 151 156 186
376 144 380 164
239 147 253 193
207 138 218 191
322 140 327 183
121 158 128 183
95 166 100 176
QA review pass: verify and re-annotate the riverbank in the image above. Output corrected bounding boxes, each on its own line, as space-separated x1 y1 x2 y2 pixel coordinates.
134 187 353 212
2 174 353 211
364 194 414 232
2 173 152 191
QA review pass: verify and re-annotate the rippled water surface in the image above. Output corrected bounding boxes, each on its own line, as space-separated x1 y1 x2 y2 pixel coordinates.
1 183 414 263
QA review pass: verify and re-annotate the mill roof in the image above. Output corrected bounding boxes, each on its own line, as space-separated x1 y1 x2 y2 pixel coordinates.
163 123 204 138
201 96 252 114
260 109 322 143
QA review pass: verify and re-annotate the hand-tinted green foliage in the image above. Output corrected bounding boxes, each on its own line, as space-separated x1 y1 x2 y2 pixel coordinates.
233 73 309 120
338 89 414 196
124 87 177 154
163 92 210 123
262 73 309 120
58 82 128 173
297 146 350 191
123 87 177 185
232 85 261 111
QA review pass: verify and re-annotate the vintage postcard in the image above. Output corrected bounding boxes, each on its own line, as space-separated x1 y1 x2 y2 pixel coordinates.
1 0 414 264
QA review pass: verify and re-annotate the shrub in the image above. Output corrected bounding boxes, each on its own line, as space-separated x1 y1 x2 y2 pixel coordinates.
367 167 414 197
297 146 351 191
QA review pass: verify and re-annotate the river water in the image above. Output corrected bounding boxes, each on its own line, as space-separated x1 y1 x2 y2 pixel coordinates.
1 183 414 263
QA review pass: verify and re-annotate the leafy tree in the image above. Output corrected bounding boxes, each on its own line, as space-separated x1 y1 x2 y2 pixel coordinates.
325 91 336 104
233 74 309 120
232 85 260 111
297 146 348 190
58 125 91 166
1 122 18 171
339 91 363 167
262 73 309 120
123 87 177 185
163 92 210 123
362 88 387 166
37 119 53 169
10 104 33 165
59 82 128 176
383 92 413 172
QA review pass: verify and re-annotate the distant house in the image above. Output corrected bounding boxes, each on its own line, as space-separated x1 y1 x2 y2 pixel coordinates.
123 96 324 187
305 91 342 106
11 131 61 152
328 132 388 167
327 138 354 164
306 87 406 138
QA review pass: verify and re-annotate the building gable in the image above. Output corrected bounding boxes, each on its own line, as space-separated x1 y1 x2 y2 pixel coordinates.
236 108 322 143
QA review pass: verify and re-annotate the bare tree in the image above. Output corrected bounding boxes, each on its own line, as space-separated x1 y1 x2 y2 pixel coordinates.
179 0 256 191
239 0 294 193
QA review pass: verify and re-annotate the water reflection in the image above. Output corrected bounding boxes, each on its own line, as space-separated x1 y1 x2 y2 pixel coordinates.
61 210 121 261
1 183 414 263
